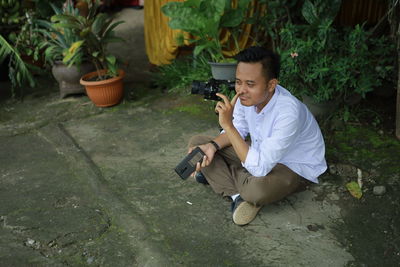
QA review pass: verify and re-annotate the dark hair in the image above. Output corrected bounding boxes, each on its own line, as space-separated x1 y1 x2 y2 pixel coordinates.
234 46 280 80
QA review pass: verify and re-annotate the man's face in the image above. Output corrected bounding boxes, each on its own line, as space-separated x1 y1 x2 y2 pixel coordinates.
235 62 277 111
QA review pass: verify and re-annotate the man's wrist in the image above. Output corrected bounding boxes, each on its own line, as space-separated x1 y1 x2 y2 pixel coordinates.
209 140 220 151
222 123 235 133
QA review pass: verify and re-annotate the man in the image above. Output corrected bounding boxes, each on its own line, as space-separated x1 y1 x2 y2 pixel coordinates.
188 46 327 226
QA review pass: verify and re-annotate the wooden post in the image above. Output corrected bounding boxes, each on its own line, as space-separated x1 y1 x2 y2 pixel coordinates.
390 0 400 139
396 31 400 140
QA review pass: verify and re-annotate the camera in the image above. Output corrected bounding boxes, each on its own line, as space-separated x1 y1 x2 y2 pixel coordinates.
174 147 205 180
191 78 235 101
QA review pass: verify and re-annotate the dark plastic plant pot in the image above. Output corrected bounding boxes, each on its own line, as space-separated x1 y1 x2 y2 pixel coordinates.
301 94 337 119
208 62 237 81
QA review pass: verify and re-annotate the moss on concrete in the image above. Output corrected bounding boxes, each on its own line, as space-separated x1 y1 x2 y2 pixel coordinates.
326 125 400 184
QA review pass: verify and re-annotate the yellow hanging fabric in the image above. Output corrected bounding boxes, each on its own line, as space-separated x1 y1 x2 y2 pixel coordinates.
144 0 184 65
144 0 265 66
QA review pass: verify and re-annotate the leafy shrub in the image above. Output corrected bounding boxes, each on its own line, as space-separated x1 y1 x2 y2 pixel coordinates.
152 55 211 93
279 21 395 103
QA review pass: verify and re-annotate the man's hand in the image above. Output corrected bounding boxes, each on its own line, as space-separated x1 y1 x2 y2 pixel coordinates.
215 92 240 131
187 142 218 177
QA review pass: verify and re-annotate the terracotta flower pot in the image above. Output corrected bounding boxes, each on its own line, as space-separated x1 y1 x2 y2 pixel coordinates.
80 69 125 107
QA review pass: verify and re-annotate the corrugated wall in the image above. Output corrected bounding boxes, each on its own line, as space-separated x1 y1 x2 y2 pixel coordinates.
335 0 388 27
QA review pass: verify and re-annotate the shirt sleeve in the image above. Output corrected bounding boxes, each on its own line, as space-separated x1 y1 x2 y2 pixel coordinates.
220 100 249 139
243 112 300 177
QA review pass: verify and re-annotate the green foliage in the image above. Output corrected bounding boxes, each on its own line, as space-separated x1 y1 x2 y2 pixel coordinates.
32 0 65 19
0 34 35 96
277 0 396 103
0 0 23 26
14 10 42 63
50 0 124 79
0 1 40 97
152 55 211 93
161 0 250 62
37 1 84 66
301 0 341 26
250 0 301 50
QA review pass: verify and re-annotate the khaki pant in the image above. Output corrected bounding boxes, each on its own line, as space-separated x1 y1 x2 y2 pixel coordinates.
189 135 306 206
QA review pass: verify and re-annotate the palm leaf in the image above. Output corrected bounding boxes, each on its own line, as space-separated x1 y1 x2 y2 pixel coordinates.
0 34 35 95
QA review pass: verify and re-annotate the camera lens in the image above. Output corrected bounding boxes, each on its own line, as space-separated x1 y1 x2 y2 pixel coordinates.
191 80 205 95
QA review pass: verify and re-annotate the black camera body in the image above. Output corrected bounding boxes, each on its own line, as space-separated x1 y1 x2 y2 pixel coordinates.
191 78 235 101
174 147 205 180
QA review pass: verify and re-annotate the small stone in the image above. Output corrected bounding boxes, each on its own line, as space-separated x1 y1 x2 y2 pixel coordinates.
87 257 95 264
327 192 340 201
373 185 386 196
312 186 324 194
307 224 325 232
329 164 337 175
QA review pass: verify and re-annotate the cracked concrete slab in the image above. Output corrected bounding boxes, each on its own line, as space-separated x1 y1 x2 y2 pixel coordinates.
0 95 355 265
61 104 354 266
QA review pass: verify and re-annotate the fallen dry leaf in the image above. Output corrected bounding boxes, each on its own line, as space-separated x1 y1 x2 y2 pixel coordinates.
346 181 363 199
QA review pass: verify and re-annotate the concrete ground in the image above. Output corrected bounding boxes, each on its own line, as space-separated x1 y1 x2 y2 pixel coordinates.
1 6 398 267
0 77 354 266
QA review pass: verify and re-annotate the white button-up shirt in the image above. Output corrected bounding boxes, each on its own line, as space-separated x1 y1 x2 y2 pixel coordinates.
230 85 327 183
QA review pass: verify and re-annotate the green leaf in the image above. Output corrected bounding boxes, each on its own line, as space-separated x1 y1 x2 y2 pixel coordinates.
106 55 116 65
161 2 181 17
0 34 35 93
193 44 207 57
221 9 245 28
51 14 80 25
92 13 109 36
185 0 202 8
68 41 84 54
302 0 318 25
103 21 125 39
16 72 21 84
237 0 251 9
63 40 84 65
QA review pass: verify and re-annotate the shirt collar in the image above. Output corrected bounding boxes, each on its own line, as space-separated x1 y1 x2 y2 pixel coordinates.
254 85 280 115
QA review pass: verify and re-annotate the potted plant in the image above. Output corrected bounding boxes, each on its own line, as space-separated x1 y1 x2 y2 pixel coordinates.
277 0 395 118
161 0 250 81
38 0 94 98
52 0 125 107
